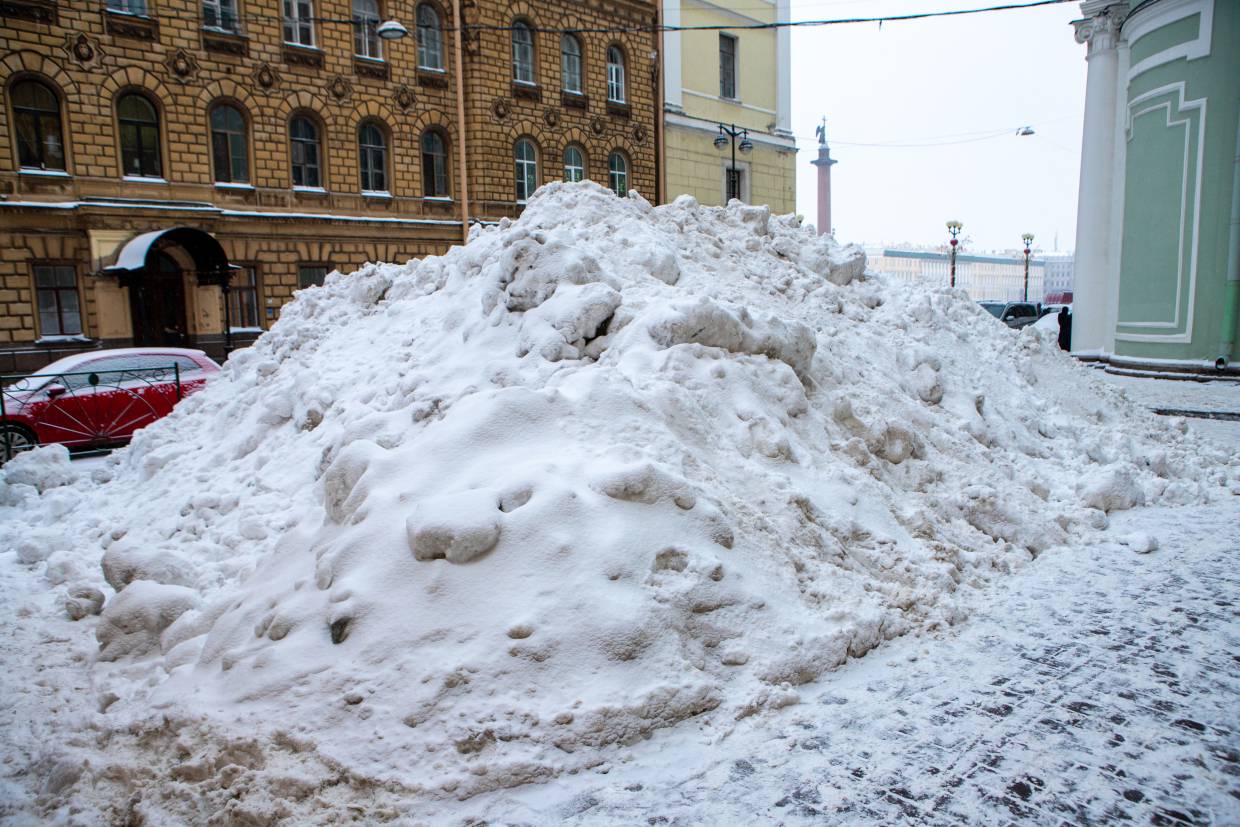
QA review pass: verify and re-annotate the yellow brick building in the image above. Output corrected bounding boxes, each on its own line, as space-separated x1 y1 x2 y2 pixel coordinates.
661 0 795 212
0 0 657 372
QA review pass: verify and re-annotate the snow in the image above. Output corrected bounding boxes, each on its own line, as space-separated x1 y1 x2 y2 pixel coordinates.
0 182 1236 822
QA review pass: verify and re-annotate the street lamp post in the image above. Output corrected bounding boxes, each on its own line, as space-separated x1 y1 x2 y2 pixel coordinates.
714 123 753 202
946 220 963 288
1021 232 1034 302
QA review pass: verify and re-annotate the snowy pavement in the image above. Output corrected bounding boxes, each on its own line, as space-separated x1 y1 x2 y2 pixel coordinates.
468 502 1240 825
1097 372 1239 447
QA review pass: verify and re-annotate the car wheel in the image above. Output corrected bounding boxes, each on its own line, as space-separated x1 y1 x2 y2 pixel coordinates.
0 423 37 463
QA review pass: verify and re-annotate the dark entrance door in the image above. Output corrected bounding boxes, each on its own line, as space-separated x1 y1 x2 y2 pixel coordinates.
129 251 188 346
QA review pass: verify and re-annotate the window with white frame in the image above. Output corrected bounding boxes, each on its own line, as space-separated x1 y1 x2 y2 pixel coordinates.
107 0 148 14
561 34 582 94
203 0 238 31
608 151 628 196
353 0 381 59
563 144 584 182
606 45 625 103
515 138 538 202
289 114 321 187
416 3 444 70
358 121 387 193
512 21 535 84
283 0 315 46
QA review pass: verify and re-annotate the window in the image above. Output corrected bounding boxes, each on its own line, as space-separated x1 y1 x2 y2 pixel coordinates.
12 79 65 171
210 104 248 183
107 0 148 14
608 151 628 196
416 3 443 70
421 130 448 197
514 138 538 203
203 0 238 31
283 0 315 46
34 265 81 336
726 167 743 202
353 0 381 59
358 121 387 193
117 93 161 178
229 266 261 329
561 34 582 94
289 115 321 187
512 21 535 84
563 144 585 182
606 46 625 103
298 265 329 288
719 34 737 99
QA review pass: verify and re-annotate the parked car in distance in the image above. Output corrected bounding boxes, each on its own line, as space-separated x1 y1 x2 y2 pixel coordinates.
978 301 1043 329
1 347 219 460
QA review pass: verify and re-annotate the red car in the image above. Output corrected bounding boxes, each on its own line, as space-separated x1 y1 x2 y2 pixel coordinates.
1 347 219 460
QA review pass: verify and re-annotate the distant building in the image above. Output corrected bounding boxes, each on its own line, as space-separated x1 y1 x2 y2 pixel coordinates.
1042 254 1076 302
661 0 796 212
867 249 1048 303
1070 0 1239 371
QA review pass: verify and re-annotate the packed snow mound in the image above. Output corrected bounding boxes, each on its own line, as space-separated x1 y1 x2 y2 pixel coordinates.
2 182 1236 814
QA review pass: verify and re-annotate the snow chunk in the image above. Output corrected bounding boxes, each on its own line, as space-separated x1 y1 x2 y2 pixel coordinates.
406 489 503 564
96 580 201 660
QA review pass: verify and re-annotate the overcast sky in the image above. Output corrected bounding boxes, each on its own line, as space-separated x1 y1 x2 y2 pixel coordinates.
789 0 1087 253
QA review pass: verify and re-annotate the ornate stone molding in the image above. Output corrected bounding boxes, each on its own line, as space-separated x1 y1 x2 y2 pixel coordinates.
252 62 280 92
163 48 200 84
1 0 56 24
392 84 415 111
1073 6 1128 53
64 32 105 70
106 10 158 41
325 74 353 103
203 30 248 57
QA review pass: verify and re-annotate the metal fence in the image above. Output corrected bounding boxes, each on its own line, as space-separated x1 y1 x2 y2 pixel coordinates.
1 364 182 461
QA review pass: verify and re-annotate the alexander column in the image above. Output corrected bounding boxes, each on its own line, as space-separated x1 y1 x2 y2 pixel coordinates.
811 117 837 236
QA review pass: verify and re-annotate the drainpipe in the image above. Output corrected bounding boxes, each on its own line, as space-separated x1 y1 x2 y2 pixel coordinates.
654 0 664 204
452 0 471 246
1217 113 1240 370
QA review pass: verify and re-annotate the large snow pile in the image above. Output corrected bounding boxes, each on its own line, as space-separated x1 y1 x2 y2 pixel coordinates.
3 182 1236 819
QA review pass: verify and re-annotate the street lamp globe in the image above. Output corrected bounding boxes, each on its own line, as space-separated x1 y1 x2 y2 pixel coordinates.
739 136 753 153
377 20 408 39
713 133 729 151
1021 232 1034 249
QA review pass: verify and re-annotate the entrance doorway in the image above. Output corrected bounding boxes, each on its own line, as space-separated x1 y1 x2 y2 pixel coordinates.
129 251 188 346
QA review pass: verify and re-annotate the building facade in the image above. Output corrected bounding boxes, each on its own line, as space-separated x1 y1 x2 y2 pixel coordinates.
0 0 658 372
867 248 1049 304
661 0 795 213
1070 0 1239 372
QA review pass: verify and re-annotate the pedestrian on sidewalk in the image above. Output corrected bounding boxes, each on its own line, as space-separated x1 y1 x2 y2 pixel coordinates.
1057 307 1072 352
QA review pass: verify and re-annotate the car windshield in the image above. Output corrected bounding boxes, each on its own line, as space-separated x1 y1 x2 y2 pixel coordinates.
980 303 1004 318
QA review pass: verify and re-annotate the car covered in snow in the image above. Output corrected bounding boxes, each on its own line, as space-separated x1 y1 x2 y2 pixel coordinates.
1 347 219 460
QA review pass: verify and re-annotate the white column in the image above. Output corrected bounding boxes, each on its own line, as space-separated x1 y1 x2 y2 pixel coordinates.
774 0 792 136
663 0 683 113
1070 4 1128 356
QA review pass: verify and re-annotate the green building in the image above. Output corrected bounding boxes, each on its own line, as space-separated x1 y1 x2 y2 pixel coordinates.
1070 0 1239 373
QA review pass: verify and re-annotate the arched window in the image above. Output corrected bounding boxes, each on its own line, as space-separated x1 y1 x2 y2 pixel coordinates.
561 34 582 94
289 114 322 188
117 92 161 178
512 21 535 85
353 0 381 59
421 129 448 197
563 144 585 182
608 151 628 196
606 45 626 103
416 3 444 71
359 121 387 193
210 103 248 183
514 137 538 203
11 79 65 171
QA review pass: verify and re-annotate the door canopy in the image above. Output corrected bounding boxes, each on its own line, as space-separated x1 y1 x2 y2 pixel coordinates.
102 227 237 288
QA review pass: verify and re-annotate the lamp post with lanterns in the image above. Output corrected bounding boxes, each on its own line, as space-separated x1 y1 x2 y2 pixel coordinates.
1021 232 1034 302
946 220 963 288
714 123 753 202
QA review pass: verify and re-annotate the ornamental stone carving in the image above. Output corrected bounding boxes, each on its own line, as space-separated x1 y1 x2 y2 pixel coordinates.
1072 6 1127 53
543 107 560 128
64 32 104 70
252 62 280 92
491 97 510 121
393 84 415 112
325 74 353 103
163 48 199 83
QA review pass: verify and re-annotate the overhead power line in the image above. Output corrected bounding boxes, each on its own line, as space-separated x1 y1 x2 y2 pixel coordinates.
99 0 1076 35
